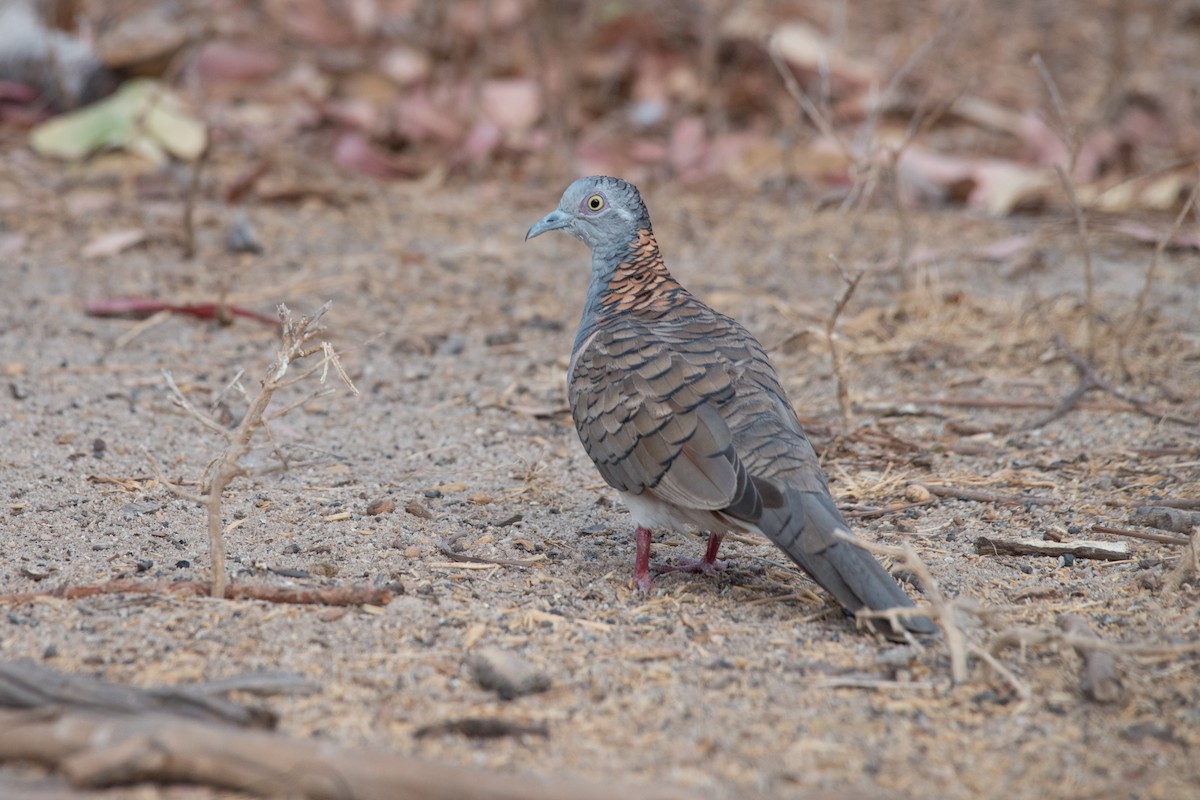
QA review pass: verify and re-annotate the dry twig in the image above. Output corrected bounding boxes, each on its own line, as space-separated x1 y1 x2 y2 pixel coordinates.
835 532 969 684
974 536 1129 561
825 259 864 429
1091 524 1190 547
916 483 1058 507
0 580 392 607
158 303 358 597
1119 176 1200 374
0 708 696 800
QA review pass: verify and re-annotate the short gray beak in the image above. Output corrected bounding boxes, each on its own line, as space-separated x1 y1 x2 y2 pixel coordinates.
525 209 571 241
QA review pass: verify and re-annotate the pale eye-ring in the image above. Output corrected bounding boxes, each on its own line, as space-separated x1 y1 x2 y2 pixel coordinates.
586 193 605 212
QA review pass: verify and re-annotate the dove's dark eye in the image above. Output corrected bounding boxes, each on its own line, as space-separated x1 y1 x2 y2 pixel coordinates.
585 193 605 212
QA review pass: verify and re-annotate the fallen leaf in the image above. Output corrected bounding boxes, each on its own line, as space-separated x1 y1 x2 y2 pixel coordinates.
30 79 206 163
196 42 283 83
380 46 431 87
459 119 503 165
1113 220 1200 251
769 22 876 89
481 79 541 138
81 228 146 259
331 130 421 179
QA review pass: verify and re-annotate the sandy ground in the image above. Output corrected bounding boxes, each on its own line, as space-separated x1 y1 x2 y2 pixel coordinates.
2 156 1199 799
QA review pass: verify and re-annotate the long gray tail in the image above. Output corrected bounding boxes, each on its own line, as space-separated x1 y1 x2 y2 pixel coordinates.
738 479 935 638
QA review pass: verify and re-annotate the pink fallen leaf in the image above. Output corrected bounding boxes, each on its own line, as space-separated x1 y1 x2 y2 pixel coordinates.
458 119 502 165
81 228 146 259
197 42 282 83
331 131 419 180
324 98 382 135
481 79 541 138
966 162 1052 215
898 146 1051 215
972 234 1035 262
380 46 430 87
667 116 707 176
394 90 463 143
1113 221 1200 251
769 23 876 89
0 81 38 103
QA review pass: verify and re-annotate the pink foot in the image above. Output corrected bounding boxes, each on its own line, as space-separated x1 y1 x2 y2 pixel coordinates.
655 533 729 575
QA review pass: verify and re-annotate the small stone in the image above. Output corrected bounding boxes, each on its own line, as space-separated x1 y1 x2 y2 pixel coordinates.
92 438 106 457
366 497 396 516
904 484 931 503
135 559 153 572
467 646 551 701
21 563 52 581
43 644 58 659
175 560 190 569
225 211 263 254
405 500 434 519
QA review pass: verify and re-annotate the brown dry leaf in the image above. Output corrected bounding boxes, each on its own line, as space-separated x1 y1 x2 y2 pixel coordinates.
96 5 187 74
1084 171 1191 213
81 228 146 259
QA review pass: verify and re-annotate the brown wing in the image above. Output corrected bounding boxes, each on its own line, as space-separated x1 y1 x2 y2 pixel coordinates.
569 320 741 509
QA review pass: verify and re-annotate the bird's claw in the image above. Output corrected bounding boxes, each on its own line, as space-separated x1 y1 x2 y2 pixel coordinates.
655 557 731 575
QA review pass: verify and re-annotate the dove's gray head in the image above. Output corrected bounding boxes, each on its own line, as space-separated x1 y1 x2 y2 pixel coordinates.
526 176 651 252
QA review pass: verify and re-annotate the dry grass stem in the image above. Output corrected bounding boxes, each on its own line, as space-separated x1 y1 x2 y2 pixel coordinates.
825 259 865 430
1119 175 1200 373
160 302 356 597
1164 529 1200 592
1053 165 1097 362
836 532 969 684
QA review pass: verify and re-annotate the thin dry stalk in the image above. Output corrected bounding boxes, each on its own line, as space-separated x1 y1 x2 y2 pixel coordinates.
1032 54 1098 363
1164 529 1200 592
182 139 210 260
1031 54 1076 169
767 45 848 159
968 641 1031 702
826 259 864 429
161 302 356 597
1119 176 1200 374
836 532 969 684
1053 165 1097 362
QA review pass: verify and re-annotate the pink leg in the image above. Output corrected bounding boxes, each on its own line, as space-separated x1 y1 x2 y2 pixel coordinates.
657 532 730 575
631 526 655 592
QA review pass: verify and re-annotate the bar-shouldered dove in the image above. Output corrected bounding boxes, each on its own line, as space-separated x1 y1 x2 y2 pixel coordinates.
527 176 934 638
